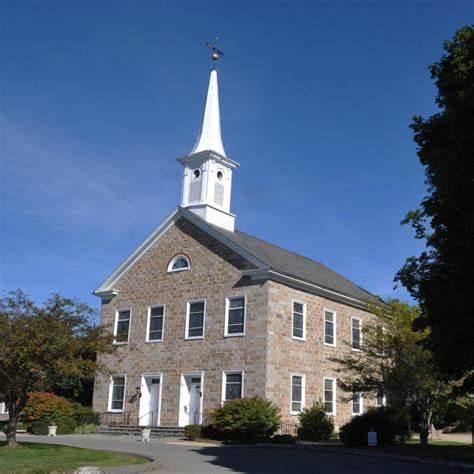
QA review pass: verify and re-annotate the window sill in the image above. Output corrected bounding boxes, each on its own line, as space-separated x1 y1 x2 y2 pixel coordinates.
168 268 189 274
185 336 204 341
351 347 361 352
324 342 336 348
224 333 245 338
107 409 124 413
113 341 129 346
290 410 303 416
146 339 163 344
292 336 306 342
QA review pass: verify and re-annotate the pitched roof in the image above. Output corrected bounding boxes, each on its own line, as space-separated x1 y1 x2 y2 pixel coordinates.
208 222 377 305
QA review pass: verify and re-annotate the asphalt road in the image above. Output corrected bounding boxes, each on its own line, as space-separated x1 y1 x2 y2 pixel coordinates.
9 434 469 474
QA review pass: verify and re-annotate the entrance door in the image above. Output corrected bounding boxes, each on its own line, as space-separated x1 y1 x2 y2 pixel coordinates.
139 375 161 426
178 374 203 426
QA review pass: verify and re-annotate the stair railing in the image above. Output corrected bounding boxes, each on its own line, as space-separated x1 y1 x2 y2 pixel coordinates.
137 411 154 426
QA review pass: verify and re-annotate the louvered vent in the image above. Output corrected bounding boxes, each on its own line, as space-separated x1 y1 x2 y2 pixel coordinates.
214 182 224 206
189 180 201 203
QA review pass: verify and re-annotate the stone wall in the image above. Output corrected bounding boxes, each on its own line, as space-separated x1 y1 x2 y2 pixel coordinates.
93 218 268 426
265 281 375 427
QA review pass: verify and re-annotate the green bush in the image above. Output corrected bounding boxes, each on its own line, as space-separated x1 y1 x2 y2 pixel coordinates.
30 420 49 435
23 392 73 424
339 407 410 447
271 434 296 444
297 402 334 441
70 402 100 426
210 397 281 442
74 423 99 434
54 416 77 434
184 424 202 440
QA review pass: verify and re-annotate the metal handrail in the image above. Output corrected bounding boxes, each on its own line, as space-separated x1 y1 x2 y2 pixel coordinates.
138 411 154 423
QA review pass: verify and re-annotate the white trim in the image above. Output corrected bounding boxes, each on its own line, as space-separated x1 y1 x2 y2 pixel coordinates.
323 377 336 416
221 370 244 404
93 207 269 296
113 308 131 345
323 308 337 347
291 300 306 341
185 299 206 340
352 392 364 416
167 255 190 273
351 316 362 351
139 373 163 426
178 371 204 426
290 373 306 415
243 268 371 310
108 374 127 413
0 402 7 414
146 305 165 343
224 295 246 337
376 390 387 407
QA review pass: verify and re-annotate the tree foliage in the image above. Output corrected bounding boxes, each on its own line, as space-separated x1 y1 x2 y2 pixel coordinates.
331 299 447 445
0 290 113 447
395 25 474 381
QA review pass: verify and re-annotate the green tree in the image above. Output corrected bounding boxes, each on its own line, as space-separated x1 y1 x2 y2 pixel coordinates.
395 26 474 381
332 299 447 446
0 290 113 447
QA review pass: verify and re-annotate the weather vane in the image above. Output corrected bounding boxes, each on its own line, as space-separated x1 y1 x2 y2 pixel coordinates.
206 38 224 65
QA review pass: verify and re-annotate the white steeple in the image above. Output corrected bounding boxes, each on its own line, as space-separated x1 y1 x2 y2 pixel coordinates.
178 66 239 232
190 69 227 158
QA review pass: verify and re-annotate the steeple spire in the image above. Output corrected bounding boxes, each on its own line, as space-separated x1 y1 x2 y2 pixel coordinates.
190 68 227 158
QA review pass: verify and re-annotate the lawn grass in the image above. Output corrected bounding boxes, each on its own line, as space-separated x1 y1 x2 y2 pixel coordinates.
0 442 147 474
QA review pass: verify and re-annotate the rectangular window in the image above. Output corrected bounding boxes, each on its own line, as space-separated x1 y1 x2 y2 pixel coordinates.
109 376 126 411
114 309 131 344
352 392 363 415
323 377 336 415
291 374 305 414
292 301 306 340
147 306 164 342
225 297 245 336
0 402 7 414
223 372 243 402
324 310 336 346
186 301 205 339
351 317 362 350
376 390 386 407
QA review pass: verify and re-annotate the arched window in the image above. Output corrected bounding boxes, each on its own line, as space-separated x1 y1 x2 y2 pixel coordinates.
167 255 190 273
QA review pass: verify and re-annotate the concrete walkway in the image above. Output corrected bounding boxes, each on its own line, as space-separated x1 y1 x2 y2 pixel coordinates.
5 433 469 473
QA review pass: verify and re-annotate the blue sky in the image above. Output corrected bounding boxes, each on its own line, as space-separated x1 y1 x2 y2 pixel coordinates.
1 1 471 310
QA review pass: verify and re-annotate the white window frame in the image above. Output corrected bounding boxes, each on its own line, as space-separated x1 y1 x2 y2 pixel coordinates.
224 295 246 337
113 308 131 345
167 255 190 273
108 374 127 413
185 299 206 340
146 305 165 342
323 309 337 347
221 370 244 404
351 316 362 351
352 392 364 416
291 300 306 341
323 377 336 416
376 390 387 407
0 402 7 414
290 373 306 415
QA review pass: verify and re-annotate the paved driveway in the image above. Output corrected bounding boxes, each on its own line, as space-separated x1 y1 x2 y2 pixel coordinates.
11 434 468 473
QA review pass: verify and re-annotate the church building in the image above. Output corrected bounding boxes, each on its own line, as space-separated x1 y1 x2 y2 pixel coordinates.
92 61 378 430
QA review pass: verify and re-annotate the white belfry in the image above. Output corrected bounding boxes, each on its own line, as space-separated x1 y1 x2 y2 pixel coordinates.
178 68 239 232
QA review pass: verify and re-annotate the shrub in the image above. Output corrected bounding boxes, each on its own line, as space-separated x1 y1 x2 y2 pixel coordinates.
184 424 202 440
339 407 410 447
297 403 334 441
23 392 73 424
54 416 77 434
70 402 100 426
30 420 49 435
271 434 296 444
210 397 281 442
74 423 99 434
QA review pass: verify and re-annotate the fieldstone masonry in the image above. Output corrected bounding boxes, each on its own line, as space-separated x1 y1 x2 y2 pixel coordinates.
93 217 375 428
